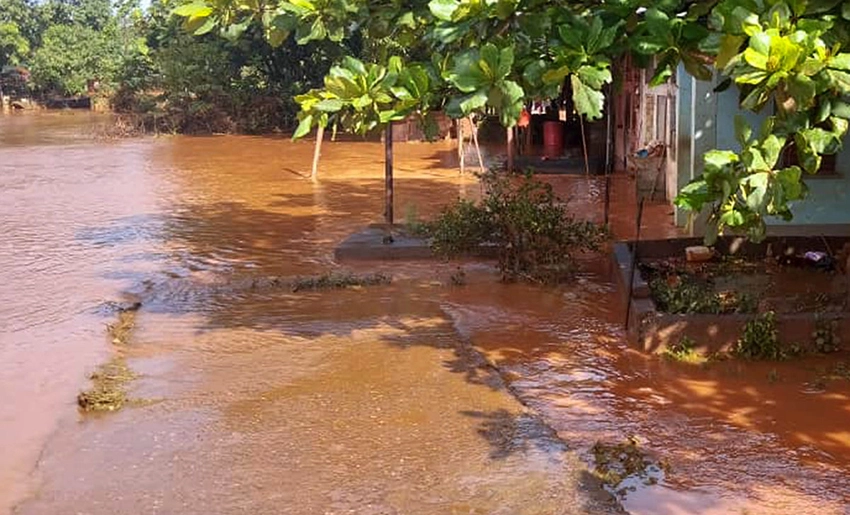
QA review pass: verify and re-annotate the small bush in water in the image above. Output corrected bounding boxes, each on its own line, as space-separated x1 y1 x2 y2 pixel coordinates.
426 171 607 282
734 311 786 360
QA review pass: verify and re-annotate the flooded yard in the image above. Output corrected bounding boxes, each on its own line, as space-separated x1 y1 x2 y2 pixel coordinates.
1 112 849 514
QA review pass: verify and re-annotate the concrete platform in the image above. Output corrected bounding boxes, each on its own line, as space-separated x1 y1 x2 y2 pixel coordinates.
334 224 435 261
514 155 605 174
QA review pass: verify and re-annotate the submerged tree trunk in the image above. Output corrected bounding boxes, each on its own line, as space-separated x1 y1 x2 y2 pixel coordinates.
311 124 324 181
385 123 394 225
506 127 515 172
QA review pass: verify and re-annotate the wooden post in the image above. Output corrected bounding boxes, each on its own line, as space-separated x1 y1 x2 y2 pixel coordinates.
506 126 514 172
385 123 394 225
458 119 465 175
580 116 591 177
844 254 850 311
625 198 646 330
311 124 324 181
469 115 485 173
604 173 612 228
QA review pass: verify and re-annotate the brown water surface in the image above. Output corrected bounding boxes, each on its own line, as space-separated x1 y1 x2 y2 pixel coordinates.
2 112 848 515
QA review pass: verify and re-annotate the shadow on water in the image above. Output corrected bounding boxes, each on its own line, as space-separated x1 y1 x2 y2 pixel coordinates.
460 408 569 461
443 280 850 513
81 173 850 451
74 177 592 466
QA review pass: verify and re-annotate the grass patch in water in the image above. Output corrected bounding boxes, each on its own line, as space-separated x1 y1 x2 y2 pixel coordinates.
662 337 708 365
77 355 135 412
289 272 391 292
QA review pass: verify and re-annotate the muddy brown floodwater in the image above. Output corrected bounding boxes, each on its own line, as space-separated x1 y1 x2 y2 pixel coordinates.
1 112 849 515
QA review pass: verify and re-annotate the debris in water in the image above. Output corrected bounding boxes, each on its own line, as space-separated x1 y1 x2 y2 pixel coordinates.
450 267 467 286
289 272 391 292
78 301 141 412
592 436 670 492
77 356 135 412
107 304 139 345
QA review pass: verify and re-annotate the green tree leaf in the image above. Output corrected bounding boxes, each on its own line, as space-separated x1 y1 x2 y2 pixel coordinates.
577 65 611 90
570 74 605 120
674 179 711 211
293 114 314 139
734 115 753 146
704 150 739 170
429 0 459 21
745 171 770 211
776 166 804 200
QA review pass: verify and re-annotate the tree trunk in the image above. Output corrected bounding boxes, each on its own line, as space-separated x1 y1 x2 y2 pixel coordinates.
311 124 324 181
469 115 485 173
385 123 394 225
506 126 515 172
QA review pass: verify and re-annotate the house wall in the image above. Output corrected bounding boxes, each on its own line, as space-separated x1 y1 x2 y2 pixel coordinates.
674 67 718 228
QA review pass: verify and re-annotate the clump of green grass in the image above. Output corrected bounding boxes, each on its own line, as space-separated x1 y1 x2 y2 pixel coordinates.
767 368 780 383
289 272 392 292
77 356 135 412
829 361 850 380
662 337 707 364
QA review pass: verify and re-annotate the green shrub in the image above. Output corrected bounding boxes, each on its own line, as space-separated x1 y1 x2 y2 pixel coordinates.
733 312 786 360
426 171 607 282
645 270 757 315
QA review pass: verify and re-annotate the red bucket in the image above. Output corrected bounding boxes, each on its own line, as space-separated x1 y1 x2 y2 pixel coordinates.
542 121 564 158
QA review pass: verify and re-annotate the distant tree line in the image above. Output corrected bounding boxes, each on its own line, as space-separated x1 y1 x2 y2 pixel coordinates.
0 0 348 133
